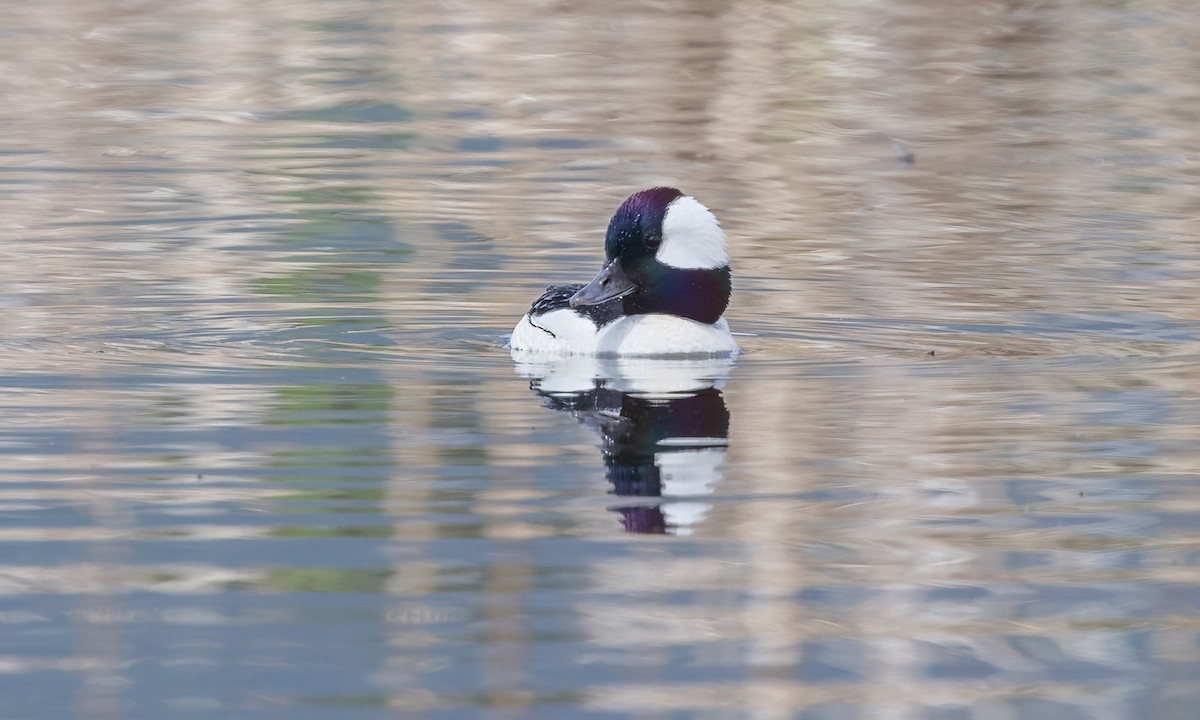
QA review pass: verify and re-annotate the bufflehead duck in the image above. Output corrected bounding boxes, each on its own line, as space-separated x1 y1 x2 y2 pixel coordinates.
509 187 738 357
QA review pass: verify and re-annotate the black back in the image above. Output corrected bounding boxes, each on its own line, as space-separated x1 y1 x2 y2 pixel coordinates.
528 284 622 328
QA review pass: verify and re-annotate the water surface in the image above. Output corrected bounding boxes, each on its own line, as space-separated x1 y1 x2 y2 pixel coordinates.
1 1 1198 718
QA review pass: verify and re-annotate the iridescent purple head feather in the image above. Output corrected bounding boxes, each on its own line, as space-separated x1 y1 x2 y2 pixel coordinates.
604 187 683 260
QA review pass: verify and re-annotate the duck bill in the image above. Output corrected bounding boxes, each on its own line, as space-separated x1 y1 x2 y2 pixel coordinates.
569 258 637 307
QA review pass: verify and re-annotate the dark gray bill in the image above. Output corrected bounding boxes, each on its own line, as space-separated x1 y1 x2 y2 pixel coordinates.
569 258 637 307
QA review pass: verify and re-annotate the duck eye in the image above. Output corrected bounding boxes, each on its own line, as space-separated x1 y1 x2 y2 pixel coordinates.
645 233 662 249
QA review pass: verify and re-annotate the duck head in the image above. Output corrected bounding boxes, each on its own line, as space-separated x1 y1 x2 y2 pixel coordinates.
569 187 731 324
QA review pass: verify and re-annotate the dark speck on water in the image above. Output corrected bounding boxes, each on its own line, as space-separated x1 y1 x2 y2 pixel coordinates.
1 1 1198 718
892 138 916 165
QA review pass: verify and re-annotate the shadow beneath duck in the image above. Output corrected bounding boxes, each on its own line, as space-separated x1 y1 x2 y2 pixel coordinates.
513 354 733 535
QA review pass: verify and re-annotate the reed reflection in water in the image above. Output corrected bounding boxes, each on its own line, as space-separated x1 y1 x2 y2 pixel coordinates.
0 0 1198 718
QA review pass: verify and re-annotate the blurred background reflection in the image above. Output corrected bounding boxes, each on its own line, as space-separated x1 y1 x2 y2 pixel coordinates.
0 0 1198 718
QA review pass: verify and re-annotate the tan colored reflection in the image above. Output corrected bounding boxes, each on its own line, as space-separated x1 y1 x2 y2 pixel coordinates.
1 0 1198 718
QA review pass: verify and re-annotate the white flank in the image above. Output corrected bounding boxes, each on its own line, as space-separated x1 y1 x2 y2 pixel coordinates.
656 195 730 270
509 309 599 354
595 315 738 357
511 312 737 358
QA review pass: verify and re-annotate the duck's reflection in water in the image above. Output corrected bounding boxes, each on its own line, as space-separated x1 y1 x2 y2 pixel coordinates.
513 355 733 535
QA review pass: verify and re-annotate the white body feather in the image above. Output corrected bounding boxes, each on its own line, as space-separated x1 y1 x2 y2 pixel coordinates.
509 312 737 357
510 309 600 355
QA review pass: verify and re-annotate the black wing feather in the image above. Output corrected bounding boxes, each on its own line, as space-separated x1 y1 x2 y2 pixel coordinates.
528 284 622 328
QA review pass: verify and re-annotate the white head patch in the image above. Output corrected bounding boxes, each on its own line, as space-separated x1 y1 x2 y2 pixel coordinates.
656 195 730 270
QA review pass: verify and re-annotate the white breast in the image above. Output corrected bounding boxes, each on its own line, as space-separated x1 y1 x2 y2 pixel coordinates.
595 315 738 357
509 309 599 354
511 311 738 358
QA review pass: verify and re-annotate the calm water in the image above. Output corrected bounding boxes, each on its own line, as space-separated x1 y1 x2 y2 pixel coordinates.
2 1 1199 718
